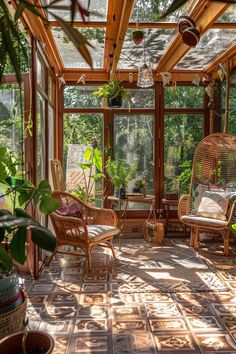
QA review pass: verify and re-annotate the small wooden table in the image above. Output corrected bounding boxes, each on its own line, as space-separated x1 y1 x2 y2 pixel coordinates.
108 194 155 249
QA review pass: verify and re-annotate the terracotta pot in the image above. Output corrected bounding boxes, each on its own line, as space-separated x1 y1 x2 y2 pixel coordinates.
181 27 200 47
0 330 54 354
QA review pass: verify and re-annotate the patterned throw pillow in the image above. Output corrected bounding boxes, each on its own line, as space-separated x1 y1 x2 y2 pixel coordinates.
196 191 230 220
56 203 82 218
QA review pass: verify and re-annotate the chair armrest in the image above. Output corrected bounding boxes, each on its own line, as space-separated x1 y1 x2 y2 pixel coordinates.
178 194 191 219
88 207 119 226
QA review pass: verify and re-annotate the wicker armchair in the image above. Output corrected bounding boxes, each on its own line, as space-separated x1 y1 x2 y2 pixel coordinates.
49 191 119 271
178 133 236 256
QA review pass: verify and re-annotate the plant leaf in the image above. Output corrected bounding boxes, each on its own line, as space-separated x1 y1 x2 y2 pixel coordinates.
39 196 60 214
14 2 26 21
0 245 13 270
160 0 189 19
30 225 56 252
10 227 27 264
50 12 93 67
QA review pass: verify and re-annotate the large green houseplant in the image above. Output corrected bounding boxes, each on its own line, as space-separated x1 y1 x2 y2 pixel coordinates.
0 147 58 273
93 79 131 108
0 147 59 339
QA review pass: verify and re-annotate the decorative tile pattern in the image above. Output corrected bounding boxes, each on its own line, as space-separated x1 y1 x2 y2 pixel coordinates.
23 238 236 354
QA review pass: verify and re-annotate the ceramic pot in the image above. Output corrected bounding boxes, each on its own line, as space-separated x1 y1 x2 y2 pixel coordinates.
0 274 23 314
181 27 200 47
0 330 54 354
131 29 144 45
178 16 196 34
107 95 122 108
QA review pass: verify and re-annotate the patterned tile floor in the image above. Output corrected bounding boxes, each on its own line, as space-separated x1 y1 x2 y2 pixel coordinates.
22 237 236 354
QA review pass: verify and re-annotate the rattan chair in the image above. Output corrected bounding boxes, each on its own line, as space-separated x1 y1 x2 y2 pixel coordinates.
49 191 119 271
178 133 236 256
50 159 66 191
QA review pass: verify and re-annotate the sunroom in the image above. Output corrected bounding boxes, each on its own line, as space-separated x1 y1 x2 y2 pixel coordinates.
1 0 236 353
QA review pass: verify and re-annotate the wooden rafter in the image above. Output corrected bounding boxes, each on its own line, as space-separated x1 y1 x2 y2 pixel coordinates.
107 0 136 75
154 0 230 75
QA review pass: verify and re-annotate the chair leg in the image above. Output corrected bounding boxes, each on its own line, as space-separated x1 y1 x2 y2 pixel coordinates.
190 229 195 247
86 249 92 272
107 239 116 258
194 230 200 249
224 231 230 256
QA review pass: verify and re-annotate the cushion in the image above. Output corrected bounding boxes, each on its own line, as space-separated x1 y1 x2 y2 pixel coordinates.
196 191 230 221
87 225 120 240
193 184 229 212
56 203 82 218
181 215 227 228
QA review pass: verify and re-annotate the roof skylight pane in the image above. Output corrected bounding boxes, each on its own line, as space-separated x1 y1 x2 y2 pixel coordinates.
130 0 193 23
118 28 176 69
176 28 236 70
45 0 107 22
216 4 236 23
52 27 105 68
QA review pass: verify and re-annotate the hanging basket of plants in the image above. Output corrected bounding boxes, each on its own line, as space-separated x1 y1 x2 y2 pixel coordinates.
131 28 144 45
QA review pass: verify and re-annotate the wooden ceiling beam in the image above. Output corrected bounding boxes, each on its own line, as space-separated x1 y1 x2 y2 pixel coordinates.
205 44 236 74
61 69 203 83
154 0 230 75
109 0 136 75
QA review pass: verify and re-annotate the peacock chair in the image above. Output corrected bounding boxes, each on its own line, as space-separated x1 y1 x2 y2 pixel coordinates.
178 133 236 256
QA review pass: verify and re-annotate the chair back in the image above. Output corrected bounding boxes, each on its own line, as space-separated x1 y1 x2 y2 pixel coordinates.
190 133 236 214
50 159 66 191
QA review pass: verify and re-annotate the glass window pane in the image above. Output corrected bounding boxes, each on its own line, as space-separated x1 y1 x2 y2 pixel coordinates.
228 73 236 134
114 114 154 210
164 114 204 196
125 88 155 108
216 4 236 23
36 94 46 182
52 27 105 68
44 0 108 22
64 86 102 108
130 0 191 23
176 28 236 70
118 28 176 69
0 84 24 162
165 86 204 108
37 56 45 89
64 113 104 207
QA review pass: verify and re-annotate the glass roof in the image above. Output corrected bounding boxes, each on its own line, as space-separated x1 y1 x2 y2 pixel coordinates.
52 27 105 68
216 4 236 23
130 0 194 23
118 28 176 69
46 0 108 22
176 28 236 70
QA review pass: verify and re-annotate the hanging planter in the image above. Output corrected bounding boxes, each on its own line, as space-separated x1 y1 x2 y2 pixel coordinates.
131 28 144 46
178 15 200 47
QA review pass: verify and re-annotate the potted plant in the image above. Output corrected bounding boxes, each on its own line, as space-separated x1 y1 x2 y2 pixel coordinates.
93 79 131 108
131 28 144 46
106 159 137 196
133 178 147 195
0 147 59 339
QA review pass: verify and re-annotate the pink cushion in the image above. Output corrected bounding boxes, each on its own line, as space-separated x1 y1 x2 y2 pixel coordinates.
56 203 82 218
